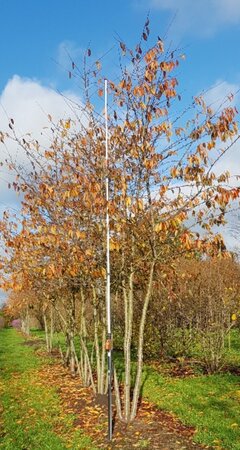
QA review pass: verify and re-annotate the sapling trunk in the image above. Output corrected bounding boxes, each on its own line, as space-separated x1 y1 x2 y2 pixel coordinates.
43 312 50 352
114 366 123 420
100 325 106 394
93 286 102 393
130 262 155 421
123 271 134 422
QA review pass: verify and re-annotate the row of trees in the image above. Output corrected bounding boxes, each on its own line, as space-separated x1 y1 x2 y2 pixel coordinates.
0 23 240 422
136 257 240 373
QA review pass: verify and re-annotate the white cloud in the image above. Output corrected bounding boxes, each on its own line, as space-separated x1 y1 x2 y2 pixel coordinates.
57 40 84 70
0 75 85 208
140 0 240 37
203 80 240 181
203 80 240 113
203 79 240 249
203 79 240 179
0 74 239 252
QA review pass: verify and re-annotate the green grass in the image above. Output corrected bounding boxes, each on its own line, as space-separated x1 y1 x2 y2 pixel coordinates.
31 329 81 355
30 327 240 449
0 328 96 450
141 368 240 449
112 329 240 449
140 329 240 449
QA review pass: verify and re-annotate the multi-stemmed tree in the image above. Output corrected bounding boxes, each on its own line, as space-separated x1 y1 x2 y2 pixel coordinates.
0 21 239 422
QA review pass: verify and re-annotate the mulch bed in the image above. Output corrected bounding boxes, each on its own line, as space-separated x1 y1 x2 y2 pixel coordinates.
35 352 212 450
22 339 45 347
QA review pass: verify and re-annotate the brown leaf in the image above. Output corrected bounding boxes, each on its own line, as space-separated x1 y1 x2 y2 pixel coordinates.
120 42 126 54
136 44 142 55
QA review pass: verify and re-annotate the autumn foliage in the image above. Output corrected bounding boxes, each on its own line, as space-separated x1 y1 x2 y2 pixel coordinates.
0 21 240 422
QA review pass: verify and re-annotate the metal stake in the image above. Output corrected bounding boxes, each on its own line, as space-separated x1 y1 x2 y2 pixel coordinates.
105 79 113 440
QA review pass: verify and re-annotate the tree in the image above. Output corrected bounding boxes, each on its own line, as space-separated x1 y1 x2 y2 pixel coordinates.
0 20 239 423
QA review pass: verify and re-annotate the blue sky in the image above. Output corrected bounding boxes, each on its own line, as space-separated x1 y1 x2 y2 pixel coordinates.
0 0 240 303
0 0 240 96
0 0 239 178
0 0 239 206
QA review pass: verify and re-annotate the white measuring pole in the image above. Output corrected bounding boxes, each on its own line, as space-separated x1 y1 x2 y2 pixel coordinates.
105 79 113 440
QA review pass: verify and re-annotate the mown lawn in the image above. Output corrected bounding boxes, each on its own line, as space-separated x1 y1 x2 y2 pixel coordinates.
142 369 240 449
142 330 240 449
0 328 96 450
31 328 240 449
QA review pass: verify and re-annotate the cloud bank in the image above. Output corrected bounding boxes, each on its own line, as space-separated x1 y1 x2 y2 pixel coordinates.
0 75 83 209
0 74 239 250
138 0 240 37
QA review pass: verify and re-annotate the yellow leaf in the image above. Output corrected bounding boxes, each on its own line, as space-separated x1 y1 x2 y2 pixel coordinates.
170 167 179 178
64 120 71 129
68 229 74 238
232 313 237 321
154 223 163 233
101 267 106 277
76 230 86 240
110 241 120 251
125 197 131 207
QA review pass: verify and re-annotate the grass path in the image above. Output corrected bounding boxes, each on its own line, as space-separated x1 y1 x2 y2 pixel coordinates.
0 328 205 450
31 329 240 449
2 328 240 449
142 368 240 449
0 328 96 450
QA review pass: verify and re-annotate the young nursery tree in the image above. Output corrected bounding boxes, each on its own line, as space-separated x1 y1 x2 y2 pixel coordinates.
0 20 239 423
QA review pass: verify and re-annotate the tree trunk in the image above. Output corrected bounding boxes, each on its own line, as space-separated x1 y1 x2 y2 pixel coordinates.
68 292 76 376
93 286 101 393
123 271 134 422
130 262 155 421
114 366 123 420
43 312 50 352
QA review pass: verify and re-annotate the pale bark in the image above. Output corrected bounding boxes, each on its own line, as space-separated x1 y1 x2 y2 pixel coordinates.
123 271 134 422
43 312 50 352
93 286 101 392
114 366 123 420
100 326 106 394
130 262 155 421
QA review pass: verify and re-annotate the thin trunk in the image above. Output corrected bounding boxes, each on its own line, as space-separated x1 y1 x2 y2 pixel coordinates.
228 318 231 350
123 271 134 422
43 312 50 352
93 286 101 393
80 336 96 393
114 366 123 420
68 292 76 376
69 331 76 376
22 306 30 335
65 342 70 367
49 304 54 352
130 262 155 421
72 340 81 376
79 289 90 386
100 326 106 394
